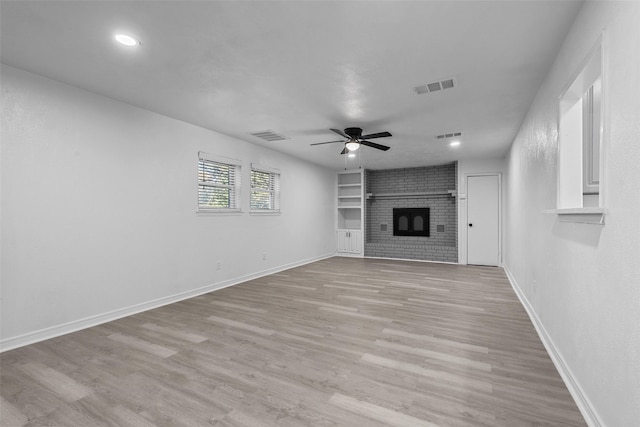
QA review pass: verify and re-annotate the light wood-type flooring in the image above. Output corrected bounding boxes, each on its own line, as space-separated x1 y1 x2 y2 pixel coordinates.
1 257 586 426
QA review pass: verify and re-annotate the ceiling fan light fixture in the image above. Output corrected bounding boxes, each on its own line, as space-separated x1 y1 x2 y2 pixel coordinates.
310 127 391 154
115 34 139 47
345 140 360 151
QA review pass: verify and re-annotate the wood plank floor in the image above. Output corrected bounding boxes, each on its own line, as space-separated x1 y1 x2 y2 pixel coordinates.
0 257 586 426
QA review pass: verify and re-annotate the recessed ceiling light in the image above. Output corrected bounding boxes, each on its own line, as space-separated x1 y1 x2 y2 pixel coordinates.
348 153 356 158
450 141 461 147
115 34 139 47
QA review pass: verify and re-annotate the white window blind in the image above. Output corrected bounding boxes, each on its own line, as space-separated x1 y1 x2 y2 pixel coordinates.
250 164 280 213
198 152 241 212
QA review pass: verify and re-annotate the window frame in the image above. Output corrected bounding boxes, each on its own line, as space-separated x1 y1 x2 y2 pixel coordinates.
582 78 601 197
250 163 281 214
554 33 607 224
197 152 242 214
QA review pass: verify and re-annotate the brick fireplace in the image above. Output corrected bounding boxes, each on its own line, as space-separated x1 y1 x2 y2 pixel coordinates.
364 163 458 263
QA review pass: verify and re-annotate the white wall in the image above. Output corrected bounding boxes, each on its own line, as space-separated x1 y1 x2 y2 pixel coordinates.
0 65 336 350
504 2 640 425
457 158 507 265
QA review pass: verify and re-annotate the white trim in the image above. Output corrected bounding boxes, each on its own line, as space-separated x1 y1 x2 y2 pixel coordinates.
335 252 364 258
542 208 605 225
503 265 604 427
0 253 334 353
198 151 242 166
558 33 604 103
550 207 605 215
249 210 281 216
196 209 242 216
250 163 280 175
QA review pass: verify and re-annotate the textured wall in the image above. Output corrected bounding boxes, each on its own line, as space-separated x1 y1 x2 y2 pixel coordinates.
0 65 336 348
364 163 457 262
504 2 640 425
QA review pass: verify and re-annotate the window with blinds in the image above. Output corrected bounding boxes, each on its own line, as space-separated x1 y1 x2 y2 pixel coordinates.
198 152 241 212
250 164 281 213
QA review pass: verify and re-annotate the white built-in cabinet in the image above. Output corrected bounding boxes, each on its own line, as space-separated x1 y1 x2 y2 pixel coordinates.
336 230 362 254
336 170 364 256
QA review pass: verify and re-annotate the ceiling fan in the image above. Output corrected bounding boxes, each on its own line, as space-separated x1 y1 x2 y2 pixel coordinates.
310 127 392 154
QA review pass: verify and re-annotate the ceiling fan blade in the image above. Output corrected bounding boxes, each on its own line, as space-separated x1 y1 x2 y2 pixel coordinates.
330 128 350 139
340 147 348 155
360 140 391 151
360 131 392 139
310 140 345 146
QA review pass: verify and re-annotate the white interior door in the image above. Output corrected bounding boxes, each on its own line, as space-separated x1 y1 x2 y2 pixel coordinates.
467 175 500 266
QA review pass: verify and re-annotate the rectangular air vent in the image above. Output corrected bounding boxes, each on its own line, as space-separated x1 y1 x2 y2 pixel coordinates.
414 77 456 95
441 79 455 89
249 130 289 142
413 85 429 95
436 132 462 139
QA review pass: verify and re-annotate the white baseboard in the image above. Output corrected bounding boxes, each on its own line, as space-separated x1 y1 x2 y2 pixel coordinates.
0 253 334 353
334 252 364 258
502 265 604 427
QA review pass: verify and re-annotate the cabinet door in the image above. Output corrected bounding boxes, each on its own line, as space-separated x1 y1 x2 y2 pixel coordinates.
348 230 362 254
336 230 349 253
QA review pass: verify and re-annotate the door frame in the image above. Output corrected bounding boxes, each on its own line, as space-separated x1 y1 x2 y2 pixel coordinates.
462 172 502 266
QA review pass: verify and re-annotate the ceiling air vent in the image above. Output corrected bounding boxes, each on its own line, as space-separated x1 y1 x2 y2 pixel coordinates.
414 77 456 95
249 130 289 142
427 82 442 92
413 85 429 94
441 78 455 89
436 132 462 139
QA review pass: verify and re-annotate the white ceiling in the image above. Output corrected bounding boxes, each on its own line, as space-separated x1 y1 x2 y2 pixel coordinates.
0 1 582 170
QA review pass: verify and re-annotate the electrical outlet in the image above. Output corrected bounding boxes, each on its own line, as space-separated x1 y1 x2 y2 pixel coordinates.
532 279 537 294
262 252 267 261
216 261 221 270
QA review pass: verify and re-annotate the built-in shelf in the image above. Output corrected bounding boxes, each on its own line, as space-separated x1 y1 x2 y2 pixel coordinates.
337 170 364 255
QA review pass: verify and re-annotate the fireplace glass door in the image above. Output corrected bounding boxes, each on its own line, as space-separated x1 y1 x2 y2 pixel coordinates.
393 208 430 237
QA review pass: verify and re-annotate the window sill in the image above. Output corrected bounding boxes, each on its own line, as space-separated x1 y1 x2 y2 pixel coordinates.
196 209 243 216
543 207 605 224
249 210 281 216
